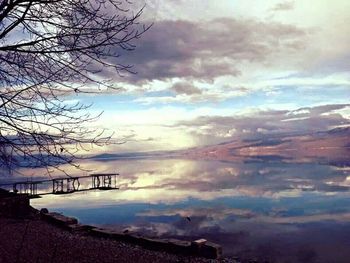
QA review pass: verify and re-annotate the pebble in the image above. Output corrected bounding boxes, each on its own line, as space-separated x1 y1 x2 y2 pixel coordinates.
0 216 239 263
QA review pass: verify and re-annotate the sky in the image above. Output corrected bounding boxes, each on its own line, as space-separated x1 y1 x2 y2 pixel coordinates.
72 0 350 153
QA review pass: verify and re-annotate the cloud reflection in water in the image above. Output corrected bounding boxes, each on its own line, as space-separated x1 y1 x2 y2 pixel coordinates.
31 158 350 262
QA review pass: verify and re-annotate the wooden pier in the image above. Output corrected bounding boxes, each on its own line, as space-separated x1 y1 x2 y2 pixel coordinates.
0 173 119 198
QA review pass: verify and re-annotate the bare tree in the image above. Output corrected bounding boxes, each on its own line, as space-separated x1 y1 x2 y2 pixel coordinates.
0 0 149 174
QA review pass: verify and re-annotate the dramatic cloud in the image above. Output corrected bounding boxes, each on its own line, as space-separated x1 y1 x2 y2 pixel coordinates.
170 81 202 95
99 18 306 83
53 1 350 152
174 104 350 144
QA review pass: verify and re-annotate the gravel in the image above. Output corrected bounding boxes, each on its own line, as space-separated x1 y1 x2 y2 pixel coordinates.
0 216 240 263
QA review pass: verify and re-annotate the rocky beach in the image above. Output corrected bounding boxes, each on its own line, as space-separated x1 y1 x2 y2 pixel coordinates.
0 214 231 263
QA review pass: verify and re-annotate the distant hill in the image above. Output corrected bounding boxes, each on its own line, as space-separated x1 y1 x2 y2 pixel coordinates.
181 127 350 164
90 127 350 166
91 150 179 161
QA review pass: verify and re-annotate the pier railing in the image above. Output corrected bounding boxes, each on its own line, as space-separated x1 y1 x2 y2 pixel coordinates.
0 173 119 198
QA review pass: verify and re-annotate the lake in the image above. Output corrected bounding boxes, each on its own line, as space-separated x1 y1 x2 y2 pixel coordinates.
28 157 350 263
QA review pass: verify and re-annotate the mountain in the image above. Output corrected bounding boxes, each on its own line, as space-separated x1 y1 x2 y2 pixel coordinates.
182 127 350 164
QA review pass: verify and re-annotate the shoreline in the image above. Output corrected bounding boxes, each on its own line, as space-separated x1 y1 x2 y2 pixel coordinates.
0 190 236 263
38 208 222 260
0 210 235 263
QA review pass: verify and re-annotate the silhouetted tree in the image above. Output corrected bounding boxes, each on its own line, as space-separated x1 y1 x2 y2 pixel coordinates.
0 0 149 174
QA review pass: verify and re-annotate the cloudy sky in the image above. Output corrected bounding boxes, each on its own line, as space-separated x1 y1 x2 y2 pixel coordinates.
73 0 350 153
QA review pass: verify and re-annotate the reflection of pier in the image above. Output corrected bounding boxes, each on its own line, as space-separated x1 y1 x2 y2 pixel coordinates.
91 174 115 190
0 173 119 198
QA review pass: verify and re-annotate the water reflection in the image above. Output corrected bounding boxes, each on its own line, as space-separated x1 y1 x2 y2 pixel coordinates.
30 158 350 263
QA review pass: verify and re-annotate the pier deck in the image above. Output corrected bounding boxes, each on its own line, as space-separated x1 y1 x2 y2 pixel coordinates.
0 173 119 198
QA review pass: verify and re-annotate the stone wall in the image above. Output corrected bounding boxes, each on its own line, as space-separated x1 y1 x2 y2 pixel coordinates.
40 210 223 259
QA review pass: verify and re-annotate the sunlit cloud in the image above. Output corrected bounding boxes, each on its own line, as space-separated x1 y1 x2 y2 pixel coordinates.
51 0 350 156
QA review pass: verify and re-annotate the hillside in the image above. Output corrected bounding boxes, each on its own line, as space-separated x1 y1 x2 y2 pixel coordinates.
182 127 350 164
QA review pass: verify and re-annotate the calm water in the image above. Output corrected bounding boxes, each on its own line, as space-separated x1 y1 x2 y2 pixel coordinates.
28 158 350 263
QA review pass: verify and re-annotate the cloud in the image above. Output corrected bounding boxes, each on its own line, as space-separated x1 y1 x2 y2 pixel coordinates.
98 18 306 84
170 81 202 95
173 104 350 144
86 103 350 153
271 1 295 12
133 86 250 104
